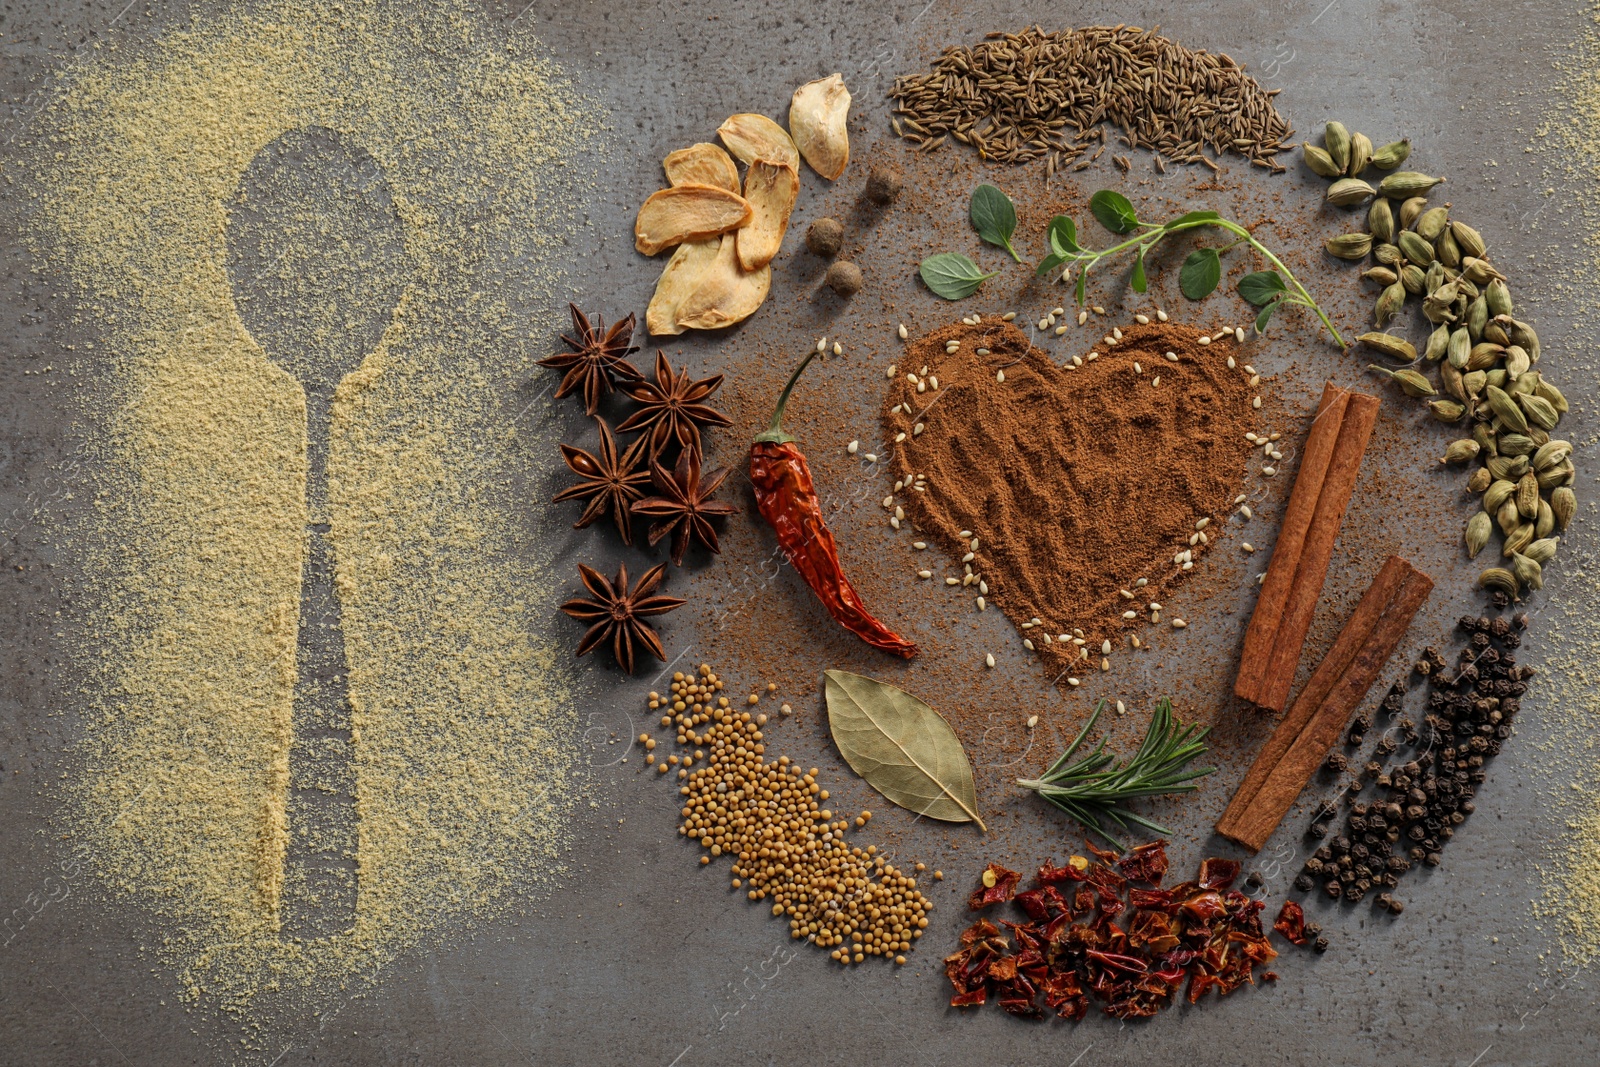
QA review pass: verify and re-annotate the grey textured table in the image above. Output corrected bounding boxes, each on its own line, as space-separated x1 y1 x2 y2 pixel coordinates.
2 0 1595 1063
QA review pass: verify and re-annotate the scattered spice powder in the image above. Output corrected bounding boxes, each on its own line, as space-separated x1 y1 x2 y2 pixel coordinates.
880 317 1257 684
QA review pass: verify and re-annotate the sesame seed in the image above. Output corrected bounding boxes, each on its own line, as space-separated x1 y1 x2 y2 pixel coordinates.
1068 677 1080 687
1078 309 1089 325
1135 313 1150 325
959 530 972 538
1235 327 1246 342
1165 351 1179 362
1196 517 1210 530
865 453 877 463
962 552 975 563
1249 374 1261 387
1198 335 1211 345
1135 577 1148 587
1263 465 1277 476
1242 543 1255 553
1054 325 1068 336
1002 311 1017 321
996 370 1005 383
886 364 898 379
898 323 908 340
978 579 988 595
1226 356 1236 369
1134 361 1142 373
1116 700 1128 715
1181 561 1193 570
1252 396 1262 409
816 337 827 353
883 495 894 507
847 440 859 454
985 653 996 668
832 342 843 356
1149 602 1163 612
1172 619 1188 629
916 381 926 393
1112 327 1123 340
895 432 906 443
1026 715 1038 729
1024 639 1035 651
912 541 927 549
946 578 961 586
976 596 986 611
1240 505 1252 520
1092 306 1105 315
1120 589 1133 599
918 570 932 579
1122 610 1137 619
890 517 900 529
1101 658 1110 672
976 348 990 356
929 376 939 390
913 423 925 436
1101 639 1112 655
894 505 905 520
1104 335 1117 347
1152 375 1162 387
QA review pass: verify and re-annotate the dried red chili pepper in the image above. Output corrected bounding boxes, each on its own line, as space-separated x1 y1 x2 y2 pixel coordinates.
1272 899 1308 946
750 352 918 659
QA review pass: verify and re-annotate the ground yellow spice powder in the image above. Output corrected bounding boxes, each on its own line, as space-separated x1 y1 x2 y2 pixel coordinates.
26 0 603 1029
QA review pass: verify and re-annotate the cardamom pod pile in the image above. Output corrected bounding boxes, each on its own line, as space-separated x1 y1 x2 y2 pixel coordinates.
1302 121 1574 601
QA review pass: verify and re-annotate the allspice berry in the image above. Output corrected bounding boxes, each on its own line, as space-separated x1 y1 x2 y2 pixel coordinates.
865 164 903 204
825 260 863 297
805 217 843 257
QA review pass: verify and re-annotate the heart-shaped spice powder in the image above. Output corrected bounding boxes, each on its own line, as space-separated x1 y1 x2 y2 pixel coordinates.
881 317 1258 682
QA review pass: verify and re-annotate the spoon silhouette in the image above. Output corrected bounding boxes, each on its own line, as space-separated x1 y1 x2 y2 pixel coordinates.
224 126 408 939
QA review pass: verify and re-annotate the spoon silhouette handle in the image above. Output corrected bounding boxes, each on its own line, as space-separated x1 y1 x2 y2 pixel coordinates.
282 519 357 939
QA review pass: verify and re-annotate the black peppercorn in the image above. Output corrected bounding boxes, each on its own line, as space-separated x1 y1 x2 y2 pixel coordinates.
1387 897 1405 915
1314 936 1330 953
1294 873 1314 892
1325 751 1348 772
1325 880 1342 898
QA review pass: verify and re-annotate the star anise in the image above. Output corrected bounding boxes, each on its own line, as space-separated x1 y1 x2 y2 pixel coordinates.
537 304 642 415
551 418 652 544
559 561 685 673
631 451 739 566
617 349 733 458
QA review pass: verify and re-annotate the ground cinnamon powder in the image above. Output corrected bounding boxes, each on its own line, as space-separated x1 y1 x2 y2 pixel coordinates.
880 317 1257 685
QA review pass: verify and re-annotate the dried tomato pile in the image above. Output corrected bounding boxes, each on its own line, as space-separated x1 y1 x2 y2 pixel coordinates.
945 842 1298 1021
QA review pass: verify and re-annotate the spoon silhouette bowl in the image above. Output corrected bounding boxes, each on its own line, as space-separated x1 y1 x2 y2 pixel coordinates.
224 125 408 939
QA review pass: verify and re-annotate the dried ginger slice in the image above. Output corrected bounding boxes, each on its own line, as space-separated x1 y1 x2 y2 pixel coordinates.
646 238 720 336
675 234 771 331
736 159 799 271
716 113 799 171
789 73 851 180
663 143 739 193
635 183 751 256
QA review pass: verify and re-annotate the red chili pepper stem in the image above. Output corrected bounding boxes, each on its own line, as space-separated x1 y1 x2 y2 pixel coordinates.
753 350 819 446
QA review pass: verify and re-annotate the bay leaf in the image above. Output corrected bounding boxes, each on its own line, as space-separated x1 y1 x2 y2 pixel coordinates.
823 669 986 830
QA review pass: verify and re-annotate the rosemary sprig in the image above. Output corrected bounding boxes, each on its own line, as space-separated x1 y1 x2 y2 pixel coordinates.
1016 698 1216 850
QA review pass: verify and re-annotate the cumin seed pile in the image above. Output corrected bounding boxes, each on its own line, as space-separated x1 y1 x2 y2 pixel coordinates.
889 25 1293 174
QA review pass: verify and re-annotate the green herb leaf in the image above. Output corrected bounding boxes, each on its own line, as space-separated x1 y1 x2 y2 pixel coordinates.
1179 248 1223 300
919 252 998 300
1090 190 1139 234
970 184 1021 262
1131 247 1149 293
1047 215 1080 255
1036 252 1069 279
1167 209 1222 228
1016 698 1214 849
1074 267 1088 306
1238 270 1289 307
1255 298 1279 334
824 670 986 829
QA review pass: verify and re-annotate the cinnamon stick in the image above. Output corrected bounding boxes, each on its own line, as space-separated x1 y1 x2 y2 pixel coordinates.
1216 555 1434 853
1234 382 1379 712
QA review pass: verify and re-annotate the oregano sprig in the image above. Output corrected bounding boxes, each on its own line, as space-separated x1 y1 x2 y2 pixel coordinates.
1016 698 1215 849
1037 190 1347 349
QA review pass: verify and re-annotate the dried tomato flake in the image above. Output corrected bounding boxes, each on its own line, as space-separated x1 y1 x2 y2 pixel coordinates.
968 863 1022 909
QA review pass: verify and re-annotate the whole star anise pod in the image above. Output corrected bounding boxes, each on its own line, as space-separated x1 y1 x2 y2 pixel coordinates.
551 418 652 544
618 349 732 459
631 451 738 566
537 304 642 415
559 561 685 673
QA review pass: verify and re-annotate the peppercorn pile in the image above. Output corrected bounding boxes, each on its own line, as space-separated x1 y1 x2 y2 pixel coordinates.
945 843 1291 1021
1295 611 1532 912
643 664 934 965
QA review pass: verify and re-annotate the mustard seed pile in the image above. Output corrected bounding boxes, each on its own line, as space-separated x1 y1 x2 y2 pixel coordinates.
647 665 934 966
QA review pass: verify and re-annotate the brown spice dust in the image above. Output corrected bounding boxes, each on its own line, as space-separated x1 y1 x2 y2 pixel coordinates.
880 318 1257 684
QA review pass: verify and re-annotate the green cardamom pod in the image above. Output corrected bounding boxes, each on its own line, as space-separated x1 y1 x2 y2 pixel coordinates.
1424 261 1448 295
1463 371 1488 399
1465 511 1493 558
1453 274 1477 300
1536 497 1556 540
1367 197 1395 243
1477 567 1519 598
1537 459 1576 490
1441 439 1480 464
1461 257 1502 285
1473 423 1498 456
1517 471 1540 519
1415 205 1451 241
1324 121 1352 173
1496 496 1522 535
1429 398 1466 422
1533 377 1568 413
1435 225 1462 268
1533 440 1572 471
1485 278 1513 317
1398 196 1428 230
1372 139 1412 170
1485 479 1517 515
1509 319 1541 362
1552 486 1576 530
1325 232 1375 259
1496 432 1534 457
1487 454 1529 482
1346 131 1373 176
1510 371 1537 397
1528 426 1550 446
1396 230 1435 266
1467 342 1505 372
1422 323 1449 363
1510 550 1542 589
1518 392 1559 432
1504 344 1530 380
1482 321 1511 347
1369 364 1435 398
1374 281 1406 328
1487 385 1529 434
1400 264 1427 295
1485 368 1509 392
1302 142 1343 178
1525 537 1559 566
1378 171 1445 197
1468 466 1493 493
1445 327 1470 369
1451 220 1487 259
1439 361 1466 402
1373 242 1403 267
1467 295 1488 342
1327 177 1377 207
1504 521 1536 559
1357 332 1418 361
1361 266 1399 286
